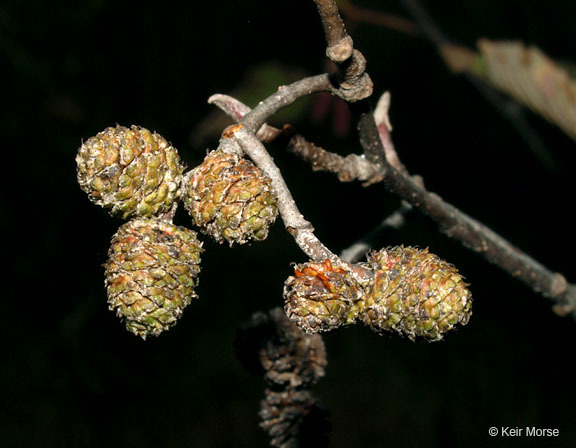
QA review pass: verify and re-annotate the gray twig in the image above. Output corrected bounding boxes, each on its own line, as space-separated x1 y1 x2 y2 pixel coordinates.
355 114 576 317
208 0 575 317
241 74 333 132
340 202 413 263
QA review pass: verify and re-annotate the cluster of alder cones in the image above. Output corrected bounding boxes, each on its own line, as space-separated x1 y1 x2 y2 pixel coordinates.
76 125 472 341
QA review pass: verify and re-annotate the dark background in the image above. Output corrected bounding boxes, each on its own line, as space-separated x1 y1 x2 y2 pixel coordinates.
2 0 576 446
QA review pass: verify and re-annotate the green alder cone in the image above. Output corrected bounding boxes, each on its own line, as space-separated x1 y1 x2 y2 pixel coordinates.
283 259 366 333
76 125 184 219
182 149 278 245
360 246 472 341
105 218 203 339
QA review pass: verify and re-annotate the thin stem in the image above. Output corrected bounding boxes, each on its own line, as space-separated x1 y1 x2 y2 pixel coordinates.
288 133 380 183
339 0 417 35
241 74 333 132
312 0 373 102
208 94 282 143
399 0 450 46
340 202 413 263
312 0 354 62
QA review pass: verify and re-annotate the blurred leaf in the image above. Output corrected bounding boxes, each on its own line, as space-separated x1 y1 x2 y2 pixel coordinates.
476 39 576 141
439 44 479 74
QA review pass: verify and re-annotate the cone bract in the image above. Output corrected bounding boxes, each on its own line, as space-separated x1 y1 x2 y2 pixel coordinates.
182 149 278 245
76 125 184 219
105 218 203 339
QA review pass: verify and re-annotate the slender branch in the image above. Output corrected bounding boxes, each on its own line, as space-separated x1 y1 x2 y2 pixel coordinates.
208 1 576 316
288 133 379 183
373 91 410 176
338 0 418 35
312 0 354 62
241 74 333 132
399 0 450 46
208 94 282 143
340 202 413 263
208 94 380 251
356 115 576 317
312 0 373 102
266 80 575 315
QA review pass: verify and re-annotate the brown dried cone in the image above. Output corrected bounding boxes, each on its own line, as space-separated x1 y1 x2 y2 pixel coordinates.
105 218 203 339
76 125 184 219
181 149 278 245
260 389 329 448
360 246 472 341
235 308 330 448
283 259 368 334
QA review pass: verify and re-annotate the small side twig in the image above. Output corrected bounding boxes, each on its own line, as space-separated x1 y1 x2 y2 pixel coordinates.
208 94 282 143
338 0 418 35
288 133 379 183
340 201 413 263
312 0 354 63
312 0 373 102
399 0 450 46
207 93 380 183
241 74 333 133
373 91 409 176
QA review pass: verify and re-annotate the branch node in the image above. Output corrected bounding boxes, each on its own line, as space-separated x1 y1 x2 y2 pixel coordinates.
333 50 374 102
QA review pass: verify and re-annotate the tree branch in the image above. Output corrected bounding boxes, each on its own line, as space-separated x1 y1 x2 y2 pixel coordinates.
207 0 576 318
338 0 418 36
312 0 373 102
355 115 576 317
312 0 354 63
340 201 412 263
288 133 379 183
241 74 333 132
208 94 282 143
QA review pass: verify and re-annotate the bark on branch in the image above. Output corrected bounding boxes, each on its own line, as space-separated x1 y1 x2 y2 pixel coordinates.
208 0 576 318
355 113 576 317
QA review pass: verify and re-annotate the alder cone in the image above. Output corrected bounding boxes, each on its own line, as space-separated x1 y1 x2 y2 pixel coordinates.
361 246 472 341
260 388 329 448
76 125 183 219
105 218 203 339
283 260 365 333
182 149 278 245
